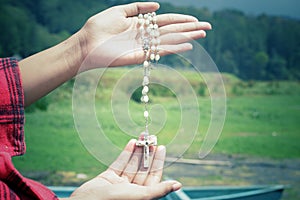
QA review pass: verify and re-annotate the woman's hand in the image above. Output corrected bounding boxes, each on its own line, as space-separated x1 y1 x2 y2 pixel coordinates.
64 139 181 200
76 2 212 69
19 2 211 106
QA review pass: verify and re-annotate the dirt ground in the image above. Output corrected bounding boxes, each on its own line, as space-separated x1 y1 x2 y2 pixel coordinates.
164 154 300 200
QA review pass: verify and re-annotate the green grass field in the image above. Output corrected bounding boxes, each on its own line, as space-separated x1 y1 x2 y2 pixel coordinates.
12 68 300 186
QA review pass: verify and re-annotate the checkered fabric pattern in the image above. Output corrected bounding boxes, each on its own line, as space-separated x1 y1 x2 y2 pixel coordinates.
0 58 57 200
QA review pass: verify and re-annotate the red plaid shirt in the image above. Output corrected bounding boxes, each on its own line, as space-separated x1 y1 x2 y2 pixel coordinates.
0 58 58 200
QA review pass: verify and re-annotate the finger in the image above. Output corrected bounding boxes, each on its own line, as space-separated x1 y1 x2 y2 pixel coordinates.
121 2 160 17
97 170 125 185
109 139 136 175
158 43 194 56
120 147 142 182
108 180 180 200
160 21 212 36
144 145 166 186
157 13 198 27
160 30 207 45
144 180 182 199
114 43 194 67
132 146 157 185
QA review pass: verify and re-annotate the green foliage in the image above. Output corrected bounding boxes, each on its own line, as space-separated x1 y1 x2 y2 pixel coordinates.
11 68 300 192
12 71 300 181
197 82 206 96
151 84 176 98
1 0 300 80
131 86 143 103
267 52 289 80
0 0 107 57
25 96 50 113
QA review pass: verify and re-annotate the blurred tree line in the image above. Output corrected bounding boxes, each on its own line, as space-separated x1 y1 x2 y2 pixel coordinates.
0 0 299 80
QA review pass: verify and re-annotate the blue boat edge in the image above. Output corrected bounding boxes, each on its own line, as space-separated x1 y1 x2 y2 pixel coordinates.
161 185 285 200
48 184 285 200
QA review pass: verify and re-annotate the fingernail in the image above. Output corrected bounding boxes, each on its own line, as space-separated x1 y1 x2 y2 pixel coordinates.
157 145 166 152
172 182 182 191
191 16 199 22
187 43 193 50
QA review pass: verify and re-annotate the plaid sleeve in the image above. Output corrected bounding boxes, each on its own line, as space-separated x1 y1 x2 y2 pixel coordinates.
0 58 58 199
0 57 25 156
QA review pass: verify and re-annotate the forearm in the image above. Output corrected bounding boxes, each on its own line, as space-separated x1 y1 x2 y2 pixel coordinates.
19 31 85 106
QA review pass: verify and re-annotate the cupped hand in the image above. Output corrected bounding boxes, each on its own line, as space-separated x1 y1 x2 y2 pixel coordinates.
77 2 212 69
66 139 181 200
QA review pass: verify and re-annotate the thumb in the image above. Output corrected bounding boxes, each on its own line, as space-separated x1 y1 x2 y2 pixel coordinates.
146 180 182 199
121 2 160 17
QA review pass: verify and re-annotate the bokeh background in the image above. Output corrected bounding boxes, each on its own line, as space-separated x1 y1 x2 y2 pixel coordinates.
1 0 299 199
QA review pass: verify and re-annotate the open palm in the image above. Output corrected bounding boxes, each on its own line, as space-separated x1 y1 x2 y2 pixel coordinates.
67 139 181 200
78 2 211 69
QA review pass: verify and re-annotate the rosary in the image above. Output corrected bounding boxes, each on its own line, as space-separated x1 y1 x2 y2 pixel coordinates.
135 12 160 168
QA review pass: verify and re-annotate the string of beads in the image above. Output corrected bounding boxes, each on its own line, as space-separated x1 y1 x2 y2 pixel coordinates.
138 12 160 136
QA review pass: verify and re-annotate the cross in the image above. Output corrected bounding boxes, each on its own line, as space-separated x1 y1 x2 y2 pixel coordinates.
136 134 157 168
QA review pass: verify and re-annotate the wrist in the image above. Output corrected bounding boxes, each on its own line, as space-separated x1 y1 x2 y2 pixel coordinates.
63 30 88 76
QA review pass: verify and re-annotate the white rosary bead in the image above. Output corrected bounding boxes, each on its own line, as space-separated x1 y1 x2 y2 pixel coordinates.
142 86 149 94
138 18 145 25
138 13 143 19
143 60 149 68
144 111 149 118
150 53 155 61
155 54 160 61
152 16 157 23
142 90 147 96
145 19 150 25
140 96 145 103
143 95 149 103
144 13 149 19
153 24 158 29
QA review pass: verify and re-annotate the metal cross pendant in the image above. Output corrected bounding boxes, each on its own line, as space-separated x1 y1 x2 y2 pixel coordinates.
136 134 157 168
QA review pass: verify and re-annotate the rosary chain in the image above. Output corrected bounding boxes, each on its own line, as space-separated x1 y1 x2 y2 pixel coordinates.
138 12 160 136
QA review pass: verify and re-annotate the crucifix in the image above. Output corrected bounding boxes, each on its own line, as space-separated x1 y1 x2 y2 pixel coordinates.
136 134 157 168
136 12 160 168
